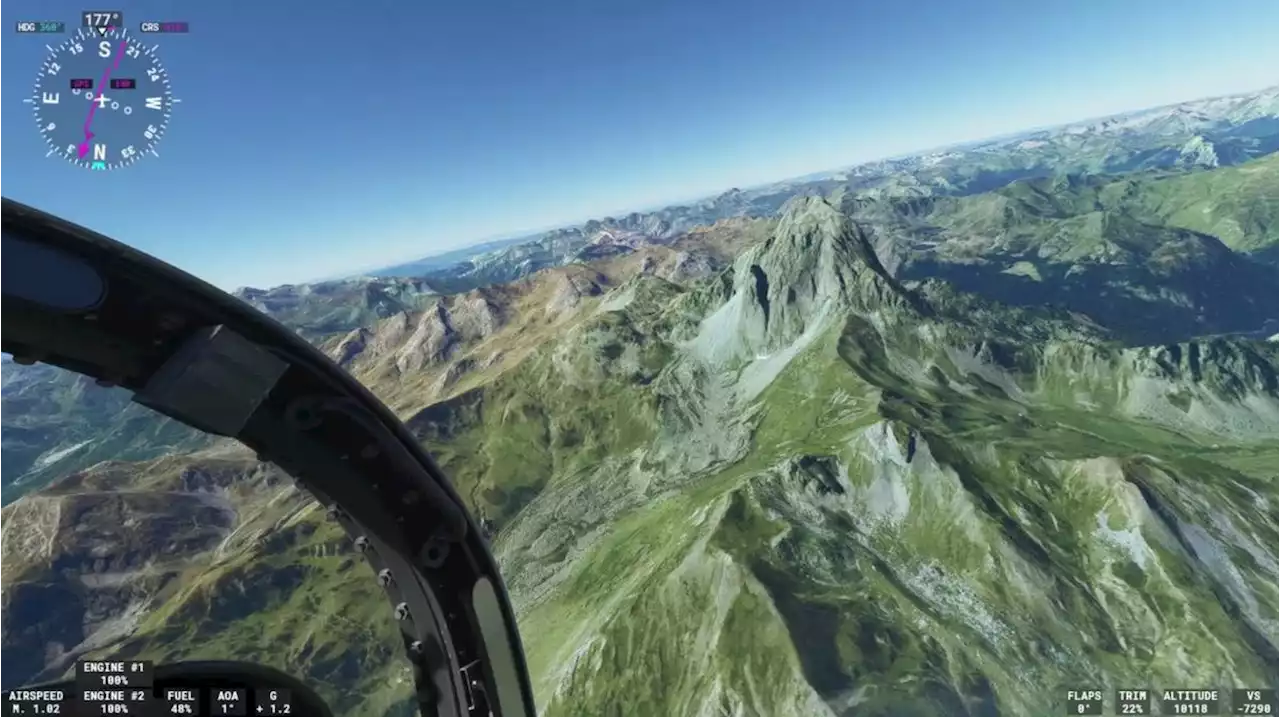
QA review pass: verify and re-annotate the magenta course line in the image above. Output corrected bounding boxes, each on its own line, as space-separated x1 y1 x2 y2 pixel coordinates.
77 27 127 159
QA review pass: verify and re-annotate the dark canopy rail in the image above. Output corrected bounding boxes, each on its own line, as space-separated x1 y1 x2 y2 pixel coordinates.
0 197 537 717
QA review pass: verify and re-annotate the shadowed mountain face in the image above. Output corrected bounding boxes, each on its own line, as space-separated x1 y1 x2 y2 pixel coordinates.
2 91 1278 717
849 156 1280 345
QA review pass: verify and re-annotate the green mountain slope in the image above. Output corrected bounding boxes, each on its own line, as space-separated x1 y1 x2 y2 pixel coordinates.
964 154 1279 255
477 198 1277 715
858 160 1279 345
1123 154 1279 254
0 446 419 716
1 361 208 503
3 197 1276 716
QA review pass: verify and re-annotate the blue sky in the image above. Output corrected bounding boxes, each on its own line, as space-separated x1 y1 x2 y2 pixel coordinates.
3 0 1277 290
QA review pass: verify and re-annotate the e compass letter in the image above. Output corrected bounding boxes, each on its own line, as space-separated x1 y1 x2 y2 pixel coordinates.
76 660 152 715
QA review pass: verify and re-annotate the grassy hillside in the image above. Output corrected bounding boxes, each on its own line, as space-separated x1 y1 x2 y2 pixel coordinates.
876 159 1279 345
1126 153 1279 253
490 200 1278 714
2 159 1277 717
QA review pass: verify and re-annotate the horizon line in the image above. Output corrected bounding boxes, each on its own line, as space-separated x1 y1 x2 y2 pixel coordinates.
263 83 1278 293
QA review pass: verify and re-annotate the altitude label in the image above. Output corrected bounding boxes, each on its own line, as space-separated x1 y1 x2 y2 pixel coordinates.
1161 689 1223 715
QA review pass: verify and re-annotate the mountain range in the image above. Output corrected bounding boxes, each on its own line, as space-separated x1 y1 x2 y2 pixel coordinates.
2 88 1277 717
352 88 1278 289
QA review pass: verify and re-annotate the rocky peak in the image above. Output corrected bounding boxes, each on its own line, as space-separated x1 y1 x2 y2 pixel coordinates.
1129 338 1279 400
545 271 604 316
687 196 920 362
740 196 911 326
1178 135 1220 168
369 311 414 356
393 292 505 373
328 291 505 373
332 327 372 366
450 292 503 338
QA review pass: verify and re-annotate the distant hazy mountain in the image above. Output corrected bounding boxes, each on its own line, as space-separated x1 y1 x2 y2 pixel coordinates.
226 87 1276 345
344 87 1276 297
232 275 441 340
361 233 537 279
